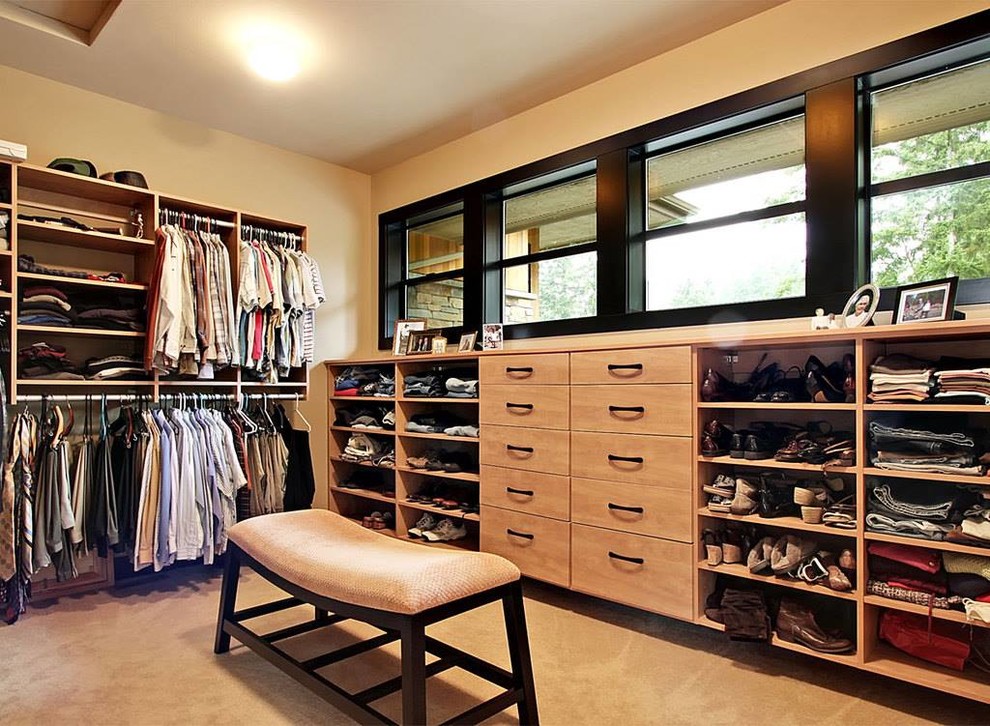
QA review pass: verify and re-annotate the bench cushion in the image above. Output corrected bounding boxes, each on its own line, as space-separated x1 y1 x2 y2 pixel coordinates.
228 510 520 615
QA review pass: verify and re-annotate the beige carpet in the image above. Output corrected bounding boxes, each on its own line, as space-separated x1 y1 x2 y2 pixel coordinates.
0 569 985 725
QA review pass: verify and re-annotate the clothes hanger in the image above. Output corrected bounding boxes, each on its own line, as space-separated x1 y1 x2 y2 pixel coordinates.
294 392 311 433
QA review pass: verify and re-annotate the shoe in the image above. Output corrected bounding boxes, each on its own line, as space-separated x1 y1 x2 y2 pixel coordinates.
800 506 824 524
838 548 856 576
703 473 735 498
794 484 829 506
701 368 737 402
701 419 733 457
819 552 852 591
729 477 759 516
747 536 775 574
770 535 818 575
703 529 723 566
758 474 798 519
775 598 854 653
707 493 733 513
722 528 744 564
423 518 468 542
408 513 437 538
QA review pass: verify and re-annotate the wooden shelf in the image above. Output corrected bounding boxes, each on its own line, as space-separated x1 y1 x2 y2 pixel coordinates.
698 508 858 536
0 249 12 257
863 595 990 629
698 401 857 410
331 425 395 435
16 378 153 387
865 402 990 412
343 518 398 538
18 164 155 205
862 467 990 486
398 499 480 521
241 381 307 387
867 644 990 704
18 324 145 338
398 431 479 443
697 561 858 601
698 454 855 473
17 271 149 292
864 531 990 557
697 617 859 664
0 291 11 299
397 396 478 404
397 466 480 482
329 456 396 471
330 486 396 504
329 395 394 402
157 380 238 387
17 219 154 253
0 201 11 211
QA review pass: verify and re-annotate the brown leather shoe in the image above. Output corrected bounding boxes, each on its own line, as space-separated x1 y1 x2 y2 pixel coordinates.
775 598 854 653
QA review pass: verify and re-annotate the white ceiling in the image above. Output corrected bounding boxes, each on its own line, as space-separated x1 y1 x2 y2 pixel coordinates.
0 0 784 174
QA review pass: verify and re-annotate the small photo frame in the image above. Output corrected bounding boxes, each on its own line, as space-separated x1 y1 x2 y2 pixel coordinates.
431 337 448 355
893 276 959 325
393 318 426 356
841 283 879 328
406 329 437 355
481 323 503 351
458 331 477 352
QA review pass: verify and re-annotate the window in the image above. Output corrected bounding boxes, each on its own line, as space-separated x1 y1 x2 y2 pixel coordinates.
499 172 597 324
403 207 464 330
643 115 807 310
868 58 990 289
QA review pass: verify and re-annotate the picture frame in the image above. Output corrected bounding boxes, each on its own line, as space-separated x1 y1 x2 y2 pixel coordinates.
840 283 880 328
406 329 438 355
392 318 426 356
481 323 503 351
893 276 959 325
431 336 448 355
458 331 477 352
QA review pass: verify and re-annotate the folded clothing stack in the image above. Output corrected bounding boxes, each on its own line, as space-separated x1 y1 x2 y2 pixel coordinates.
934 358 990 405
334 366 393 397
865 478 989 545
85 355 147 380
445 370 478 398
0 211 9 246
404 371 445 397
340 433 394 467
868 354 935 403
334 406 394 429
18 254 126 283
403 367 479 398
869 421 990 477
19 285 75 327
18 285 145 332
18 341 83 380
867 541 990 623
405 412 478 437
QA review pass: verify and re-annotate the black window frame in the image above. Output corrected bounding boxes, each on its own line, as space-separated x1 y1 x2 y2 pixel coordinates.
379 11 990 350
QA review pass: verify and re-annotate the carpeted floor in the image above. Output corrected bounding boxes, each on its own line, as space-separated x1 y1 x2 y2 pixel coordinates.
0 569 985 725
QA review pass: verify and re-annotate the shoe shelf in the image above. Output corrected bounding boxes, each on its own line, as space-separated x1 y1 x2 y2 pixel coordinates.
329 455 396 471
343 517 398 539
698 402 857 410
399 499 481 522
330 486 396 504
398 431 479 444
862 596 990 630
697 561 858 601
698 509 857 537
862 467 990 486
397 466 480 483
331 425 396 436
698 455 856 474
697 617 860 664
330 395 395 402
864 531 990 557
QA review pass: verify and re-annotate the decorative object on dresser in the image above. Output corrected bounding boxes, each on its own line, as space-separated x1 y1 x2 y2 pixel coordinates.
458 331 477 352
482 323 503 350
893 276 960 324
392 318 426 356
406 328 438 355
841 283 880 328
431 336 448 354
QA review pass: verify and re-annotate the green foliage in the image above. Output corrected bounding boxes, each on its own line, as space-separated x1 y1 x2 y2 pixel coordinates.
537 254 597 321
871 122 990 287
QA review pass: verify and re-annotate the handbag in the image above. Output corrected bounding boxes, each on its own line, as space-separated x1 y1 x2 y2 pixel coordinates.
879 610 971 671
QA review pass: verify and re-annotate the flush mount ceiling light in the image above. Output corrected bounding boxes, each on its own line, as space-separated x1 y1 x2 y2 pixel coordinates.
240 21 309 82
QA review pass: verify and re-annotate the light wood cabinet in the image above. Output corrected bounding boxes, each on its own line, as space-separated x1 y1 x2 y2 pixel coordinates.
480 466 570 521
480 424 570 476
481 505 570 587
480 384 570 429
570 431 692 488
570 383 691 435
480 353 569 385
570 477 692 542
570 346 691 385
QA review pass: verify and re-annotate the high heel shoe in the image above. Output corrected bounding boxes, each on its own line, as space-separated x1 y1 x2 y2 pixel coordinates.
703 529 723 566
722 528 744 564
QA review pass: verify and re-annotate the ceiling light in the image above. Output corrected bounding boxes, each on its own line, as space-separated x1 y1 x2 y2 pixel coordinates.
240 22 308 82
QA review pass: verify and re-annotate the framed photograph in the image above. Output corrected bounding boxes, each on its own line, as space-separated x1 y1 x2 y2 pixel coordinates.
393 318 426 356
406 329 437 355
431 336 448 354
841 283 879 328
894 277 959 325
481 323 503 351
458 331 477 352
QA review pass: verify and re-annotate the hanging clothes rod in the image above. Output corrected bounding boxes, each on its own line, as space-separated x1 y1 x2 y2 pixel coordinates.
159 207 236 229
15 393 302 403
241 223 303 240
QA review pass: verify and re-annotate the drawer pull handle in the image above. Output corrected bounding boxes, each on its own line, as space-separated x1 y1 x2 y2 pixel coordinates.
507 528 535 540
608 454 644 464
506 487 535 497
506 366 534 374
608 503 644 514
608 551 644 565
505 402 535 410
608 405 645 413
607 363 643 371
507 444 535 454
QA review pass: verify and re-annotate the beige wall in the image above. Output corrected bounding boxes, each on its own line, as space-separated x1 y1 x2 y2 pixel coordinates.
1 63 372 507
368 0 990 354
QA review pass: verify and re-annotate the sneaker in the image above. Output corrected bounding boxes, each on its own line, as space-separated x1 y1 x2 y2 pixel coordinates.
408 513 437 538
423 518 468 542
381 410 395 429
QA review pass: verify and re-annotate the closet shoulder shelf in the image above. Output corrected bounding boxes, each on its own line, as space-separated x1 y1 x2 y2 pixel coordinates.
17 220 154 252
17 271 149 292
18 324 146 338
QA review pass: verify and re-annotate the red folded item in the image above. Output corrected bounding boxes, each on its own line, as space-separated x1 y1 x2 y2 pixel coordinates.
980 592 990 603
334 388 358 396
880 610 971 671
868 542 942 574
885 577 948 596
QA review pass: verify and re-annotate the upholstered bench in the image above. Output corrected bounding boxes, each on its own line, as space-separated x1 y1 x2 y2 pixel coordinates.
214 509 539 725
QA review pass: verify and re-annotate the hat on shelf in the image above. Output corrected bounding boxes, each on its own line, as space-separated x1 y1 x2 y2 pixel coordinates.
99 170 149 189
47 158 98 177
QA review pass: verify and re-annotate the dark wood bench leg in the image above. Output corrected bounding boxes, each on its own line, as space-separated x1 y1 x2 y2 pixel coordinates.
401 618 427 725
315 606 331 623
503 581 539 725
214 546 242 654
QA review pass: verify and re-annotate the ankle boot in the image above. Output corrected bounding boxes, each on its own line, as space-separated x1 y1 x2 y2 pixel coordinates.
775 598 854 653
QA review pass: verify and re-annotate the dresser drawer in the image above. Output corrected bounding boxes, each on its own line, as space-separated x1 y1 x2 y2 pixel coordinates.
481 506 570 587
571 524 693 619
480 385 569 430
480 466 570 520
571 478 691 542
570 431 690 488
481 425 570 475
480 354 569 385
570 346 691 384
570 384 690 435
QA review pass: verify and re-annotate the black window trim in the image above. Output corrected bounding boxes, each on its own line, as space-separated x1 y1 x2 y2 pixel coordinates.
378 11 990 350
